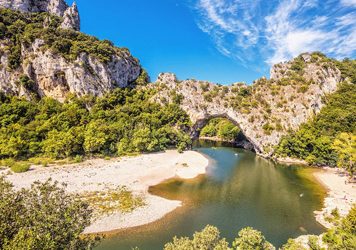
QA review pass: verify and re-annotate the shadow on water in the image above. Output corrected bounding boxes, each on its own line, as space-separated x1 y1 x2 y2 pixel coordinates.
96 140 326 250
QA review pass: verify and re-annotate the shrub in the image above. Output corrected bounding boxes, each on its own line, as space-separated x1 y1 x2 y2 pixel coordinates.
19 75 35 90
262 123 274 135
281 239 306 250
10 163 30 173
308 235 322 250
298 85 309 93
73 155 84 163
0 158 15 168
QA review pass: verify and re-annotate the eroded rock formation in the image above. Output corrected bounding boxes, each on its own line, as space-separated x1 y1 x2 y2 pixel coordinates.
0 4 142 101
152 54 342 156
0 39 142 102
0 0 80 30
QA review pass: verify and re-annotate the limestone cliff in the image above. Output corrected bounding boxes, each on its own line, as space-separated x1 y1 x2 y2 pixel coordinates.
151 53 343 156
0 7 142 101
0 0 80 30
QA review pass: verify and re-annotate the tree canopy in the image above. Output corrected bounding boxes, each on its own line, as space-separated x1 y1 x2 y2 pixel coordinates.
0 177 99 249
0 88 192 164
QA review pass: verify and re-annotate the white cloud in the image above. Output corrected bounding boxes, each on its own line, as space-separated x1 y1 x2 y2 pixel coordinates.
195 0 356 69
340 0 356 7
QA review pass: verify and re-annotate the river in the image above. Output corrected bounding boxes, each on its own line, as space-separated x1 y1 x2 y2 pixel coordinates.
96 140 326 249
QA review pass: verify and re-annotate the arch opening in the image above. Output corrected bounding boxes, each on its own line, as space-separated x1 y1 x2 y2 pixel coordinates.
191 115 257 153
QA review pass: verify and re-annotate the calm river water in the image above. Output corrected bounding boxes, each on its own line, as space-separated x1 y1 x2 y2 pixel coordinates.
96 140 326 249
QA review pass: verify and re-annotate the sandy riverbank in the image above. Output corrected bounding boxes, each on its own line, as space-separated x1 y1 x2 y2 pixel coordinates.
1 150 209 234
313 167 356 228
292 167 355 248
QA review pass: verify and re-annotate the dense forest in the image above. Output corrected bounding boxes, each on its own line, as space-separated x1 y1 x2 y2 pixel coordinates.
0 88 191 171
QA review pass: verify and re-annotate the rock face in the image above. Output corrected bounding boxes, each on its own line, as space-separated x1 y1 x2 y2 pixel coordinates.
152 54 342 156
0 39 141 102
0 0 80 30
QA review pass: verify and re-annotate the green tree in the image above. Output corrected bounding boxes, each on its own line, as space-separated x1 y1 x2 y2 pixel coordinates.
276 82 356 168
0 177 99 249
232 227 275 250
322 205 356 249
164 225 230 250
332 133 356 175
281 239 306 250
43 128 84 158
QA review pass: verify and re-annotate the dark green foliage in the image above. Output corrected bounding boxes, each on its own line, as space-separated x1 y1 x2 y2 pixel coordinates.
0 22 6 38
200 118 240 141
7 43 21 70
276 83 356 168
18 75 35 90
290 55 306 73
0 88 191 160
0 177 99 249
0 8 136 68
334 58 356 83
238 87 252 97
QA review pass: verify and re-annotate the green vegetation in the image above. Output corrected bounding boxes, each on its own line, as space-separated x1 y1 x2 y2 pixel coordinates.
323 204 356 249
164 225 230 250
281 239 307 250
276 83 356 173
232 227 274 250
290 55 306 74
0 177 99 249
163 205 356 249
82 186 146 215
164 225 273 250
0 88 192 165
0 8 135 69
200 118 240 141
333 58 356 83
10 162 30 173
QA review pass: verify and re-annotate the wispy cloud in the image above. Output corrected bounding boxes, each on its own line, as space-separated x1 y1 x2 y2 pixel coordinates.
194 0 356 70
340 0 356 7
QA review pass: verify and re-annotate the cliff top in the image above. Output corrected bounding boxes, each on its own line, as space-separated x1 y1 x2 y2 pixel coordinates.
0 0 80 30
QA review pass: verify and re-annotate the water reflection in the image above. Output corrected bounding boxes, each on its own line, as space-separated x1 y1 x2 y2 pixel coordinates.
96 141 326 250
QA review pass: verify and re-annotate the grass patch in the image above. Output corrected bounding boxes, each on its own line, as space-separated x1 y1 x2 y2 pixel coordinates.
81 186 146 215
28 157 55 167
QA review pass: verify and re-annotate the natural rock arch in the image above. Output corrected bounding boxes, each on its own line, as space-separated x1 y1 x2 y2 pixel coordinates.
153 54 342 156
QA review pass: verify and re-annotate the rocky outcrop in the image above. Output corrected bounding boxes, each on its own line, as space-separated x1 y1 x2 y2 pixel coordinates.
152 54 342 155
0 0 80 30
0 39 141 101
60 2 80 30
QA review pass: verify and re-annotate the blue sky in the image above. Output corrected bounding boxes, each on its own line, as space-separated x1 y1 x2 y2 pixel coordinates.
67 0 356 84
